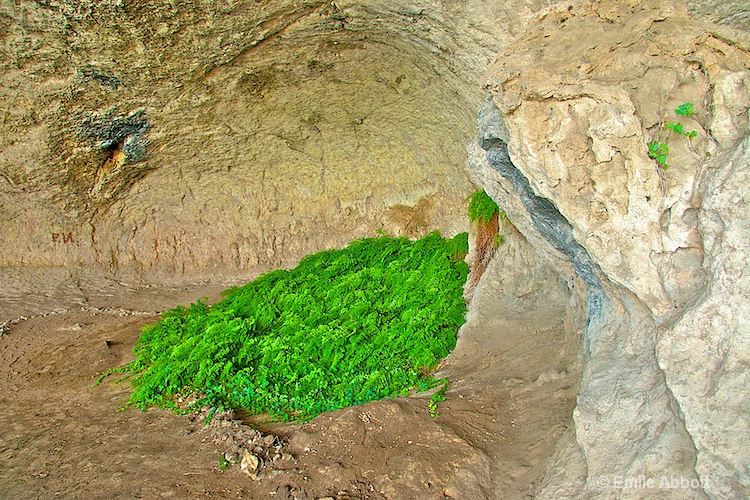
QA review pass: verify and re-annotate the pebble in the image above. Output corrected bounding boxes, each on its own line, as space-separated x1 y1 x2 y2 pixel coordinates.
240 449 259 479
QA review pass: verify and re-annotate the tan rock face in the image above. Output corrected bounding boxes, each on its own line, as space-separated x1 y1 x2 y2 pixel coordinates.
484 0 750 315
1 0 544 282
469 0 750 497
657 138 750 497
686 0 750 32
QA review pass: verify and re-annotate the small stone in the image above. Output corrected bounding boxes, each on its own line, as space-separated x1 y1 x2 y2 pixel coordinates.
275 485 291 497
443 487 459 498
240 449 259 479
263 434 275 445
253 445 264 455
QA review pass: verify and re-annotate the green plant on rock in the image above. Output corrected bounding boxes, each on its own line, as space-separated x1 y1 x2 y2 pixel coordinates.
428 379 449 418
665 122 698 139
648 141 669 169
649 102 699 170
466 189 507 271
468 189 501 224
493 232 504 249
104 232 469 422
670 102 697 139
675 102 695 118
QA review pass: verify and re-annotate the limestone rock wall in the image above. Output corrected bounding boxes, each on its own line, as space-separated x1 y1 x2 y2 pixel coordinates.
686 0 750 32
468 0 750 497
1 0 547 284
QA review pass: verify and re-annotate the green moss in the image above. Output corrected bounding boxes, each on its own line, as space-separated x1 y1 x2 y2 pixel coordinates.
467 189 500 224
114 232 468 421
446 231 469 261
428 379 449 418
493 233 504 249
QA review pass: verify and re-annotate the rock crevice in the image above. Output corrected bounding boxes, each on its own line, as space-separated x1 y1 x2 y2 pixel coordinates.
478 97 602 289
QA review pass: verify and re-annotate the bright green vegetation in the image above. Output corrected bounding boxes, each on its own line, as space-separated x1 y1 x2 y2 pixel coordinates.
648 141 669 169
665 122 697 139
114 232 469 421
649 102 699 170
428 379 449 418
467 189 501 224
493 233 504 249
675 102 695 118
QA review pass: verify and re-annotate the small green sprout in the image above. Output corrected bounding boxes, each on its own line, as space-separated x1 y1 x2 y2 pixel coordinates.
665 122 685 135
648 141 669 169
675 102 695 117
493 233 504 249
648 102 700 169
666 103 698 140
428 379 449 418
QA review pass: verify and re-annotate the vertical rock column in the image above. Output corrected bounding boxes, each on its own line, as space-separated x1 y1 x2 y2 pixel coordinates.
468 0 750 497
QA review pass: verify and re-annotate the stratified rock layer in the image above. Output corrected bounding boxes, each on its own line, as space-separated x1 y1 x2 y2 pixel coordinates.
468 0 750 497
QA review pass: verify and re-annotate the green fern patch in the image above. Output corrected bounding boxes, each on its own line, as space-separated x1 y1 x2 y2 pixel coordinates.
467 189 500 224
118 232 469 421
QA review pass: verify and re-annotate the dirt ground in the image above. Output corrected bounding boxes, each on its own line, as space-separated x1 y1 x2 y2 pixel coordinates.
0 241 581 499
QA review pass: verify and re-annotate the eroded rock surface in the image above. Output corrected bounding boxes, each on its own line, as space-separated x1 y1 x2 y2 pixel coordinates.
1 0 534 287
469 0 750 497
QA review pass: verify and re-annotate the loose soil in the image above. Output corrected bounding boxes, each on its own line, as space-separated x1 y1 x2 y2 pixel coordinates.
0 243 581 499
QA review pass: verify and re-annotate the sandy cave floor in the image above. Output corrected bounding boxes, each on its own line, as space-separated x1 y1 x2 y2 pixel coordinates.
0 251 581 499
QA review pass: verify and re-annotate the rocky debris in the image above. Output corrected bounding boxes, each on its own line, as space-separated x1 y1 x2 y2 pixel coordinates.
0 306 158 336
240 449 260 479
195 409 294 481
0 316 27 336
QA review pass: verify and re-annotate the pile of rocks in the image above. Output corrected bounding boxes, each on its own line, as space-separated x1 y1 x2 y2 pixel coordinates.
197 409 296 480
